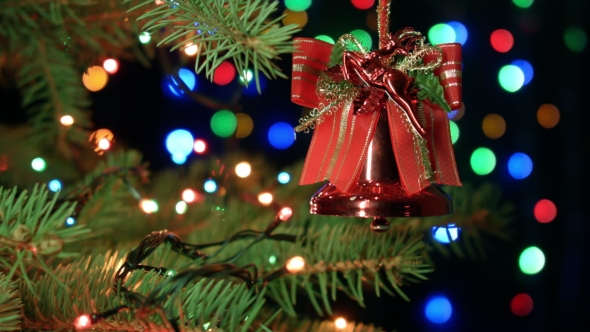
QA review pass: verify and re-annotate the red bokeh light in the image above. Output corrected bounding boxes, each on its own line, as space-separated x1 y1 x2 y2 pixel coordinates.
193 139 207 154
213 61 236 85
534 199 557 223
351 0 375 10
0 155 7 171
490 29 514 53
103 59 119 74
510 293 533 316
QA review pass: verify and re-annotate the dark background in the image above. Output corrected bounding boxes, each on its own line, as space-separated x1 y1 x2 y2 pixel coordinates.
1 0 589 331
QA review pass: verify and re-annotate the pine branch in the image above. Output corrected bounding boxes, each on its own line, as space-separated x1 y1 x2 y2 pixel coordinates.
261 312 386 332
20 248 270 331
0 185 90 294
0 1 150 154
0 273 22 332
242 222 430 317
16 37 92 158
127 0 300 92
396 183 514 260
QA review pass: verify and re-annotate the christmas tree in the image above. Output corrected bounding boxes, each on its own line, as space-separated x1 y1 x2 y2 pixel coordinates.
1 0 578 330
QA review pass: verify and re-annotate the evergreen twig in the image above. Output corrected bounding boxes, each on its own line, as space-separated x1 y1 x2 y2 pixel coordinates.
127 0 300 92
0 273 22 331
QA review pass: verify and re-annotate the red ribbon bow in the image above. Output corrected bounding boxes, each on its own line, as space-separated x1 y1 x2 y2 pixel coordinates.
292 34 462 195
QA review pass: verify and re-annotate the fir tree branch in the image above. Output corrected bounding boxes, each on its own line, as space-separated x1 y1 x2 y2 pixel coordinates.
127 0 300 92
0 185 91 297
0 273 22 331
396 183 514 260
262 312 386 332
16 37 92 158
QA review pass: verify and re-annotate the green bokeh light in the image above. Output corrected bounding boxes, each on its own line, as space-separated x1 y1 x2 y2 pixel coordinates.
350 29 372 50
315 35 335 44
498 65 525 93
239 69 253 83
31 157 46 172
512 0 534 8
519 246 545 275
139 32 151 44
470 147 496 175
428 23 456 45
211 110 238 137
268 255 277 264
285 0 311 12
449 121 459 144
564 27 587 53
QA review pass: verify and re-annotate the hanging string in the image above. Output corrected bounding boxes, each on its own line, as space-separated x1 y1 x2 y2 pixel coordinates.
378 0 392 48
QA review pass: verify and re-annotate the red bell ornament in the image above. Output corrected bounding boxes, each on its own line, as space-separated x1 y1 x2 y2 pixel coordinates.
310 106 453 219
292 27 463 230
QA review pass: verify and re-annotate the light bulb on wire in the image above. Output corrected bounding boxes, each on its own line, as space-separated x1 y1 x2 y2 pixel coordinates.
279 207 292 221
334 317 347 329
74 314 92 329
286 256 305 273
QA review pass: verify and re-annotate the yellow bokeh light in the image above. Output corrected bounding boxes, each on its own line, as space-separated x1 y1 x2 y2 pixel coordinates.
537 104 560 129
286 256 305 273
235 113 254 138
184 42 199 56
282 9 308 28
140 199 158 214
235 162 252 178
335 317 347 329
482 114 506 139
175 201 188 214
98 138 111 150
82 66 108 92
258 192 273 206
60 115 74 126
365 11 378 32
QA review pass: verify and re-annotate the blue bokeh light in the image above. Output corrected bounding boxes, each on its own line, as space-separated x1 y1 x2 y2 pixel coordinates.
168 68 197 97
165 129 194 157
432 224 460 243
204 179 217 193
268 122 295 149
447 109 458 120
508 152 533 180
48 179 61 192
242 74 267 96
171 152 187 165
66 217 76 226
278 172 291 184
425 296 453 324
511 60 534 86
447 21 468 45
